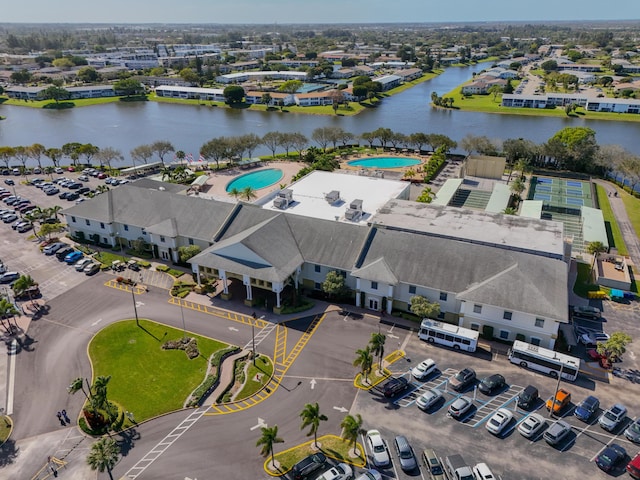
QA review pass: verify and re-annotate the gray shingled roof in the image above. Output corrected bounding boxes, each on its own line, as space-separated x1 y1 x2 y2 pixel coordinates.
352 257 398 285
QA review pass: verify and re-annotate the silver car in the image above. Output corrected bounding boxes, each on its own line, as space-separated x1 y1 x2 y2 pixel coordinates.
416 388 443 411
518 413 546 439
599 404 627 432
365 430 390 468
625 417 640 443
543 420 571 446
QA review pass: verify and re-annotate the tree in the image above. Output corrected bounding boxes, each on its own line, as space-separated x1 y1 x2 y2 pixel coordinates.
241 186 257 202
201 136 232 169
95 147 124 169
27 143 46 170
416 186 434 203
340 414 363 457
223 85 245 105
87 437 119 480
0 146 15 169
279 80 303 94
0 298 19 334
510 177 526 198
62 142 82 166
541 60 558 72
290 132 309 159
261 92 273 106
321 271 346 299
12 274 37 302
10 69 32 85
78 143 100 165
91 375 114 417
77 66 100 83
586 241 607 268
300 402 328 449
369 332 386 371
488 84 503 100
13 146 29 174
52 57 74 70
114 78 143 97
44 147 62 168
546 127 598 172
262 132 283 158
131 144 154 166
409 295 440 319
151 141 174 166
353 346 374 384
178 245 201 263
178 67 199 84
597 332 632 362
256 425 284 469
312 127 332 152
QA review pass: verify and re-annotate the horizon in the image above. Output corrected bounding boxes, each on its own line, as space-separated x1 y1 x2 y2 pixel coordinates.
2 0 639 24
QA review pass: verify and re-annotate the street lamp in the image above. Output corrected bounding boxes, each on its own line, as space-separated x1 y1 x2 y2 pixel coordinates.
131 285 139 327
180 301 187 342
251 312 257 365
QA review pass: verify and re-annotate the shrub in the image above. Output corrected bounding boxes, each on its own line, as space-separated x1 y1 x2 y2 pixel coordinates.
156 265 169 272
137 260 151 268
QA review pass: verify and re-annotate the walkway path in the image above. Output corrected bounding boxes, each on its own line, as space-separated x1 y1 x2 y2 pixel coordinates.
594 179 640 266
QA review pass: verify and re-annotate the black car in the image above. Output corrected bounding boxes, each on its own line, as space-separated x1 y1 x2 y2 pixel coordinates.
290 452 327 480
58 191 70 199
595 444 626 472
66 192 80 201
55 246 74 260
478 374 506 395
517 385 539 410
449 368 476 392
77 187 91 195
383 377 409 398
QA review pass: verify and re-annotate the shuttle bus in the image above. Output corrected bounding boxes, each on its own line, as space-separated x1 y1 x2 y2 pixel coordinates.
418 319 478 353
508 340 580 382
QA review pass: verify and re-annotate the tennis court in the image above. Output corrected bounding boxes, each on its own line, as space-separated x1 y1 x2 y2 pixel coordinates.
528 176 593 210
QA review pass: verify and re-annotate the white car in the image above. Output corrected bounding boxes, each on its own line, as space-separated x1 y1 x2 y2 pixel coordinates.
579 332 610 346
486 408 513 435
316 462 352 480
416 388 443 411
354 470 382 480
517 413 546 439
365 429 390 468
411 358 437 380
75 258 93 271
473 463 496 480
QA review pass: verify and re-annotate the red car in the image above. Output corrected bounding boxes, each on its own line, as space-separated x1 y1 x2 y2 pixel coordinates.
587 349 612 369
97 172 107 179
627 452 640 479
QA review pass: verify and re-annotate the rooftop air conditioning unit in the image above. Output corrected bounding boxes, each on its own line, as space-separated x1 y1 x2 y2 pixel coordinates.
273 188 293 209
345 199 363 221
325 190 340 204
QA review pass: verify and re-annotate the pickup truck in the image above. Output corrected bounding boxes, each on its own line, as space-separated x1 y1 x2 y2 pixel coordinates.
444 454 474 480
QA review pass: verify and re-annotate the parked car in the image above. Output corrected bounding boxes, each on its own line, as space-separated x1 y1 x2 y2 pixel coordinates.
599 404 627 432
127 260 141 271
546 388 571 415
97 172 107 179
472 463 497 480
486 408 513 435
517 385 539 410
43 242 66 255
4 179 14 185
78 175 89 182
579 332 610 346
55 247 74 261
64 251 84 264
0 271 20 284
478 373 506 395
11 220 29 230
84 263 101 276
518 413 546 439
628 452 640 479
422 449 445 480
44 187 60 195
416 388 443 411
353 470 382 480
586 349 611 369
574 395 600 422
17 222 33 233
448 396 473 419
595 444 626 473
315 462 352 480
54 167 63 174
2 214 18 223
624 417 640 443
411 358 437 380
572 305 602 319
393 435 417 472
382 377 409 398
66 192 80 201
14 285 40 300
290 452 327 480
75 258 93 272
543 420 572 446
365 430 390 468
448 368 476 392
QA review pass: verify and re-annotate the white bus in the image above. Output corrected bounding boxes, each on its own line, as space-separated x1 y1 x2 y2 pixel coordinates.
418 319 478 353
508 340 580 382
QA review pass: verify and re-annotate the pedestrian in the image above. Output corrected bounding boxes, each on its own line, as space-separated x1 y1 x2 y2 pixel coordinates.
58 416 66 427
62 409 70 424
56 411 62 421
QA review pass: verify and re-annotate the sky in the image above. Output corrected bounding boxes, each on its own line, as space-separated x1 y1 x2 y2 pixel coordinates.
2 0 639 24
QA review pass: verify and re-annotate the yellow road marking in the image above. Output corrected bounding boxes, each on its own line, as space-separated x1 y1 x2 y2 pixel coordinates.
168 296 268 328
103 279 146 294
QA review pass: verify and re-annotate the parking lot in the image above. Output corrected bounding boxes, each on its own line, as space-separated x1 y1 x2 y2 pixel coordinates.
348 326 640 480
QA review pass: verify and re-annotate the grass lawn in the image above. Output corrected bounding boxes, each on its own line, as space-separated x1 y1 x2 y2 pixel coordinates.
619 186 640 239
595 184 628 255
88 319 229 421
235 355 274 400
270 435 366 475
0 95 134 109
94 249 129 267
573 261 599 298
0 417 11 443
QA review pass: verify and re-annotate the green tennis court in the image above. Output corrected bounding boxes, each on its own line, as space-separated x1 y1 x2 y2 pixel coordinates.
528 176 593 210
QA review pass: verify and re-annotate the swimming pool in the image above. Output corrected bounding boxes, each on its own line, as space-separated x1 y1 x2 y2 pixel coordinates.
225 168 284 192
347 157 421 169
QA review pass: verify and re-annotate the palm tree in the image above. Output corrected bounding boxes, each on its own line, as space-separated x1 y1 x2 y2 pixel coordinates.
49 205 63 221
369 332 386 371
228 187 241 200
241 186 257 202
299 402 328 449
95 184 110 194
353 346 374 384
92 375 114 417
340 414 363 457
12 274 37 304
161 166 173 182
0 298 19 334
587 241 607 268
68 377 91 401
86 437 119 480
256 425 284 469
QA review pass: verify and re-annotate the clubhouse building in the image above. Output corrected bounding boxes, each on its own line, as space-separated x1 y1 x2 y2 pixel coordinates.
62 172 569 349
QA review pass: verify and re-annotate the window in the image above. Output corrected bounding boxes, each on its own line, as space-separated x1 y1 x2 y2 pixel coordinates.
470 323 480 331
71 216 76 223
530 337 542 346
473 304 482 314
409 285 416 294
503 311 512 321
160 236 166 243
85 219 90 226
124 224 129 231
499 330 510 340
100 222 105 229
371 281 378 290
314 282 321 290
535 318 545 328
314 265 321 273
188 238 194 245
439 292 448 301
142 229 147 235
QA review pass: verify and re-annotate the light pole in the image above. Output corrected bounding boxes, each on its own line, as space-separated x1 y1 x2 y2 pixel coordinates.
251 312 257 365
180 301 187 342
131 286 139 327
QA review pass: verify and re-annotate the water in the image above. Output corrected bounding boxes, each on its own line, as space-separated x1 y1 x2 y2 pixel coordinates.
225 168 284 192
2 63 640 166
347 156 421 169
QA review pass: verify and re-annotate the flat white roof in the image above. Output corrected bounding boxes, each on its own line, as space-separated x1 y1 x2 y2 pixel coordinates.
374 199 565 258
258 170 409 224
